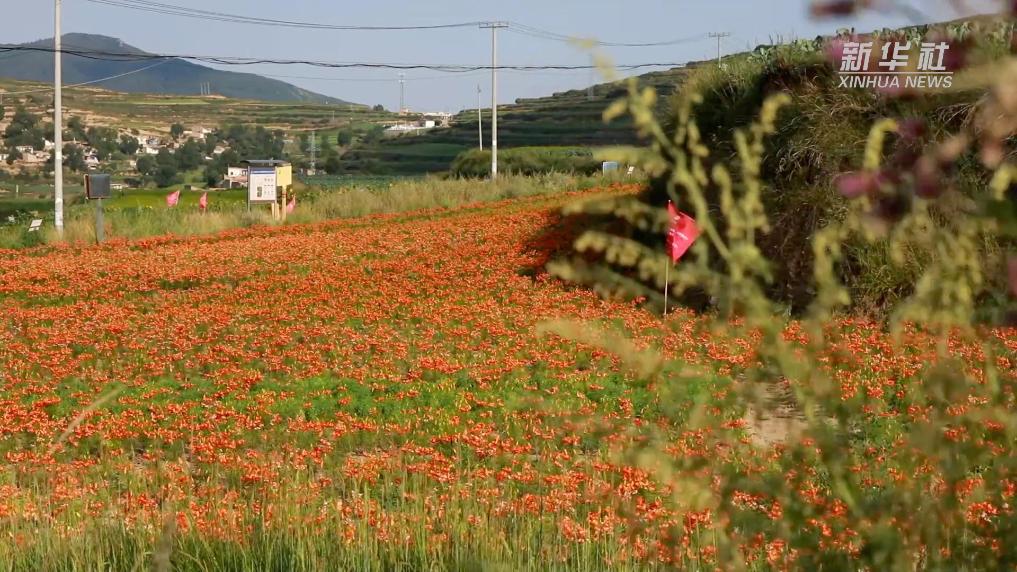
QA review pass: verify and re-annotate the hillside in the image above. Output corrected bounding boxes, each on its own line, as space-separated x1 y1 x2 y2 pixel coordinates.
0 34 351 105
0 75 394 139
340 66 699 175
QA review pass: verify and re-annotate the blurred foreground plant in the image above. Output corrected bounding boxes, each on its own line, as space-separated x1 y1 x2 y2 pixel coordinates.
549 19 1017 570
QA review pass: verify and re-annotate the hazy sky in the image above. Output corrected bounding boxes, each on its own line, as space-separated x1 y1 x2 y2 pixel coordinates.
0 1 1002 111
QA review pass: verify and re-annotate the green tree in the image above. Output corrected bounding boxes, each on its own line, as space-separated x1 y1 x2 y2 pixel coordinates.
203 133 220 155
46 143 84 172
153 164 180 188
216 124 285 160
119 134 140 156
136 154 156 177
3 107 45 150
86 127 119 161
203 164 222 187
319 135 334 155
170 123 185 141
64 144 85 172
337 129 354 147
176 139 204 171
372 104 385 112
362 124 386 145
323 154 342 174
66 116 87 141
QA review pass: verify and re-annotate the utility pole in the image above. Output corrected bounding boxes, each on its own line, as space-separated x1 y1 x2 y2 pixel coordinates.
480 22 507 179
708 32 731 64
309 130 317 174
54 0 64 235
398 73 405 114
477 84 483 151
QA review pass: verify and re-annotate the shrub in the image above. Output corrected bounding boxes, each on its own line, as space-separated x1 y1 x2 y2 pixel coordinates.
549 22 1017 569
606 40 1008 315
450 147 601 178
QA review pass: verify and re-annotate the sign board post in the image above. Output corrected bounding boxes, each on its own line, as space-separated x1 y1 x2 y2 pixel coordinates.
248 167 278 205
95 198 104 243
242 161 291 221
84 174 111 244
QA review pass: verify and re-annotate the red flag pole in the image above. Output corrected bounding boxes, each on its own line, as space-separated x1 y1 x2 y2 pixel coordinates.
664 258 670 316
665 201 672 316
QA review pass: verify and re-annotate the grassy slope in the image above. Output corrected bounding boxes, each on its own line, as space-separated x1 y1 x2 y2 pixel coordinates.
341 67 697 175
0 78 394 138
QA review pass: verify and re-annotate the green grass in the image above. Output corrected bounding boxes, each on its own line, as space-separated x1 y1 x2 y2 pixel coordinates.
104 189 249 209
0 174 622 248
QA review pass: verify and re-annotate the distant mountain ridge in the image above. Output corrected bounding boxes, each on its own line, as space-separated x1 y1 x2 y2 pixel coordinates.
0 34 353 105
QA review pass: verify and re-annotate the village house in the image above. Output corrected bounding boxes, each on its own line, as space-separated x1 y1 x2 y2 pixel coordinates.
224 165 248 188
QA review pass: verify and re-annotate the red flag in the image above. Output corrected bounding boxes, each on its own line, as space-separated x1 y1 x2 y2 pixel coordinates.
199 192 208 211
286 196 296 214
166 190 181 207
666 201 700 262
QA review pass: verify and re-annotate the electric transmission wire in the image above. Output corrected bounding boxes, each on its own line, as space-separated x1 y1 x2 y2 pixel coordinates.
80 0 485 30
79 0 708 48
506 23 709 48
0 46 688 72
0 59 171 95
262 68 601 83
262 71 491 83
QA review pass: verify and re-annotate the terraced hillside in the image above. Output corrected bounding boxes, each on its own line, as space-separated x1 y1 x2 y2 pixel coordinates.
341 66 698 175
0 78 394 139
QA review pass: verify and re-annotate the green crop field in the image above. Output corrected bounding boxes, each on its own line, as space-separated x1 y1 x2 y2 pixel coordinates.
103 188 249 210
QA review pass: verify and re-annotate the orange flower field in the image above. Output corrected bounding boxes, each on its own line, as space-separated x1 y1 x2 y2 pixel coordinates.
0 187 1014 570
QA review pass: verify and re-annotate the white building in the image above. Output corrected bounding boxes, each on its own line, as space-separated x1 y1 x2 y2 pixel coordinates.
226 166 248 186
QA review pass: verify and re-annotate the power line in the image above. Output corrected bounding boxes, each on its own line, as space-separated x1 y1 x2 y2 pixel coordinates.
0 59 171 95
80 0 485 30
0 46 687 72
260 68 604 83
79 0 709 48
506 23 709 48
261 71 490 83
